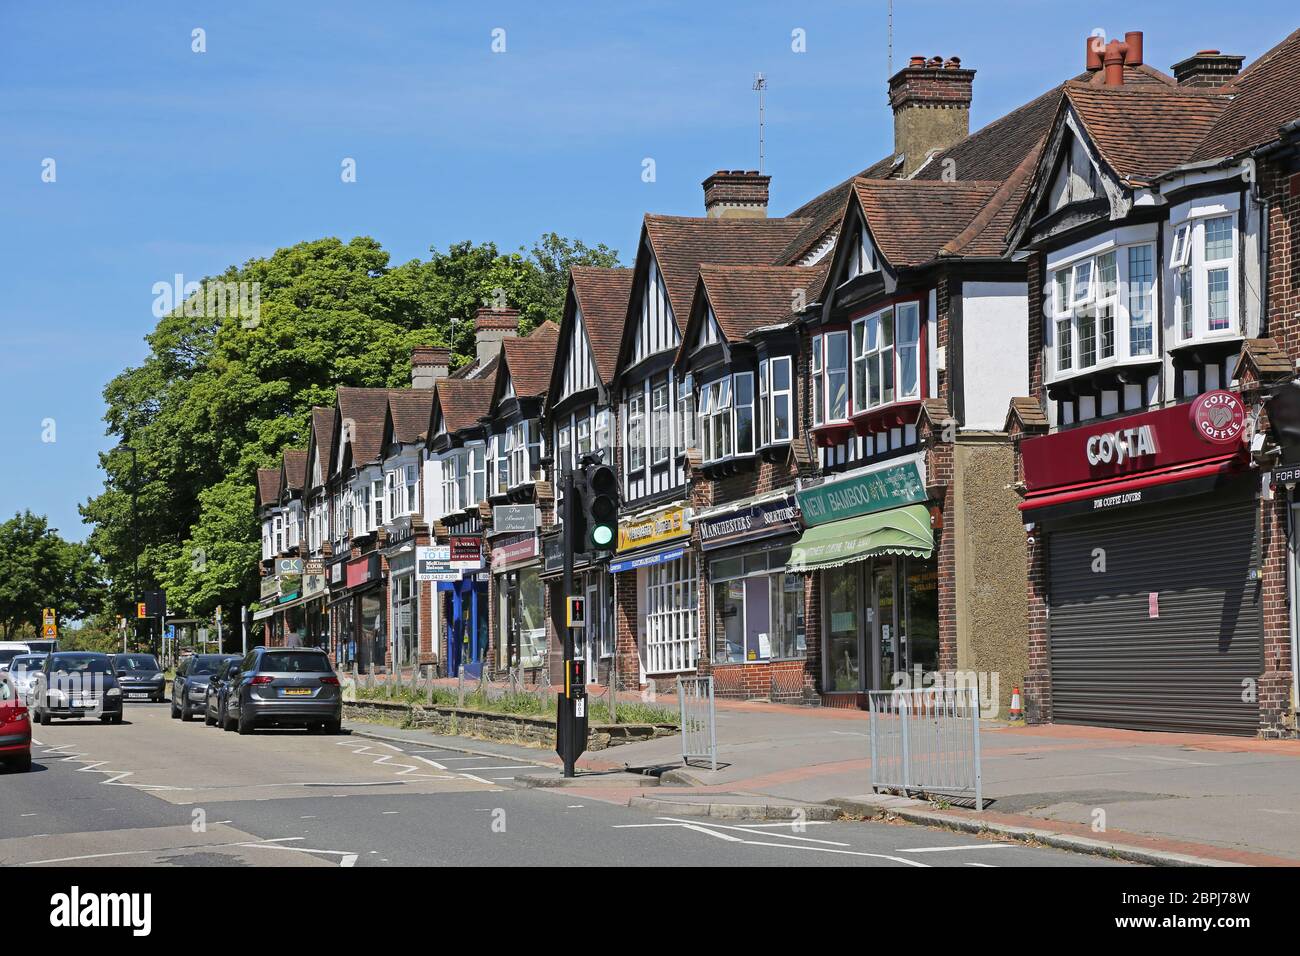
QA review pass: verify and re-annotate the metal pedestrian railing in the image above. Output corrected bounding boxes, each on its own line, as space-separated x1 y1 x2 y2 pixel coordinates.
677 676 717 771
867 685 982 810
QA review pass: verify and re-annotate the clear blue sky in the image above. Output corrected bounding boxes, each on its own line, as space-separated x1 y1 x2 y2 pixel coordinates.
1 1 1293 541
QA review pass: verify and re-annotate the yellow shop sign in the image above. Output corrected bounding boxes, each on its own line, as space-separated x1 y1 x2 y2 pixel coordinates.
617 505 690 553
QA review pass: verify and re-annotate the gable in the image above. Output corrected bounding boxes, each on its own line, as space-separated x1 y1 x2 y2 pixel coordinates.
558 305 600 401
1047 132 1102 212
630 252 679 366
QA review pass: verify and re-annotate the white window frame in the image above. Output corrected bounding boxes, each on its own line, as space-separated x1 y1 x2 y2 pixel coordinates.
644 554 698 676
651 383 670 465
626 391 645 474
758 355 794 446
811 334 823 426
823 330 849 422
1169 198 1240 346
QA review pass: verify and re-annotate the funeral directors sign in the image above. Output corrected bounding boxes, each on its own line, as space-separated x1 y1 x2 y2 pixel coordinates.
798 456 927 527
699 494 801 551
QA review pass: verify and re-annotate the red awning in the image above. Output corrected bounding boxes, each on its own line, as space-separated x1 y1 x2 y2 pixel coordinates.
1019 455 1241 514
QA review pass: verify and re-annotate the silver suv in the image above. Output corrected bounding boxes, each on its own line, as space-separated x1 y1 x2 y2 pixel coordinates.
222 648 342 736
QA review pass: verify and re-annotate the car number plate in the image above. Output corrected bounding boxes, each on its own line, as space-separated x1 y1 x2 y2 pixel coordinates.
128 693 149 699
283 688 312 696
73 699 96 708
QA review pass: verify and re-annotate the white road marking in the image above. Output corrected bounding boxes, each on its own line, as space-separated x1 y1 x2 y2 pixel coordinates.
618 817 929 866
22 836 303 866
566 805 584 809
382 811 400 815
1110 754 1212 766
460 774 496 785
460 765 537 771
898 844 1018 853
410 754 449 770
966 862 997 867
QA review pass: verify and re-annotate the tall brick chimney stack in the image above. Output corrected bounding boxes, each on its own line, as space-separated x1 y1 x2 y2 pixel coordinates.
1172 49 1245 87
474 307 519 367
410 346 450 389
888 55 974 177
702 170 770 219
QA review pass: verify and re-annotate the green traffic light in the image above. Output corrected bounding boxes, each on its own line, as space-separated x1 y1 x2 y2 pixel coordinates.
591 525 614 546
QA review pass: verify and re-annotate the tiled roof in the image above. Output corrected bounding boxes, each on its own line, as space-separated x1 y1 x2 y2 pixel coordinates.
282 449 307 493
1064 81 1229 186
1007 396 1050 430
335 387 392 467
852 179 1000 267
696 265 820 342
256 468 282 508
913 84 1064 184
1235 337 1292 383
434 377 495 434
570 266 634 384
501 320 561 398
1193 28 1300 161
388 390 435 445
778 155 900 265
643 215 811 330
310 407 336 484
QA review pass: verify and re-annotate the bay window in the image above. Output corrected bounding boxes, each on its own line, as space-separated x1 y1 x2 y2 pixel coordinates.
849 302 921 413
698 371 754 464
273 514 283 554
759 355 793 446
1172 208 1238 345
370 478 384 528
556 423 572 472
1050 241 1157 379
493 431 509 495
651 383 670 464
469 444 485 504
678 373 696 451
811 334 823 426
826 331 848 420
441 454 459 514
384 469 398 520
405 464 419 515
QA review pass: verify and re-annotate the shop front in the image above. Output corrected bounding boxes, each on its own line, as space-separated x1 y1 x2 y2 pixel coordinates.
433 535 487 678
1019 390 1262 735
327 553 385 672
612 503 696 686
490 520 546 676
697 491 808 700
541 533 611 685
789 455 937 706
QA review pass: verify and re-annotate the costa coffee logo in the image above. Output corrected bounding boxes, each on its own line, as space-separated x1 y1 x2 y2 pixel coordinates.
1086 425 1158 466
1190 390 1246 445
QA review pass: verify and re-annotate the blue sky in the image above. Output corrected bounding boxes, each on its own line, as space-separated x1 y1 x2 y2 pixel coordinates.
1 1 1293 541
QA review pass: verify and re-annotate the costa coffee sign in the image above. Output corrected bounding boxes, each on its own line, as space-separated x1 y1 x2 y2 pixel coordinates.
1022 391 1247 492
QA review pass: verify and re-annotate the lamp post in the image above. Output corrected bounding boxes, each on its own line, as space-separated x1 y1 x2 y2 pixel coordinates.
120 444 139 655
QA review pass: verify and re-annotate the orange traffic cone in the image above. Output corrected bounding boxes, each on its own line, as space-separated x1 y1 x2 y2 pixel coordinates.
1009 686 1023 721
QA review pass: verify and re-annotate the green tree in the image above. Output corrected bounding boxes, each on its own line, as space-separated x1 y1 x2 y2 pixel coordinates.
0 511 104 639
82 233 619 624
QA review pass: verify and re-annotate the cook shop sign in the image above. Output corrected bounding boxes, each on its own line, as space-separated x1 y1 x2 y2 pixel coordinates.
1022 390 1248 491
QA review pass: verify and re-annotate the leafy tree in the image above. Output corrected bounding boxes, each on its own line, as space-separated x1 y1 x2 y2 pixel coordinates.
0 511 104 639
82 233 619 623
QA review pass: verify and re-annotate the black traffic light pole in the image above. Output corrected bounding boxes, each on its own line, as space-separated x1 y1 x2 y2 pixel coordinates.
557 464 589 777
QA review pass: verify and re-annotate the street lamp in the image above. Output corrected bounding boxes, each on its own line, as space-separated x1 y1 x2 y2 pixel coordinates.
119 443 139 655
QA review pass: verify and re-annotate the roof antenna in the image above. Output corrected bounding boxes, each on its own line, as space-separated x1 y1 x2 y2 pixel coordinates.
753 72 767 174
887 0 894 77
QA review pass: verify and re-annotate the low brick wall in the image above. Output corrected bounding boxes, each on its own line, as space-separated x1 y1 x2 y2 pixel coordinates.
344 699 676 752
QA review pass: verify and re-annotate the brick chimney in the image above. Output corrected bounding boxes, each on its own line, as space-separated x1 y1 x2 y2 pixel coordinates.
1172 50 1245 88
410 346 450 389
888 55 974 177
702 170 770 218
474 307 519 367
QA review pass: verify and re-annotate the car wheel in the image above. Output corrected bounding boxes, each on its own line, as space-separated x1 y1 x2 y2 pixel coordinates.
10 754 32 773
325 718 342 735
101 714 112 723
180 701 193 722
38 709 50 726
221 703 235 732
170 695 180 719
204 708 216 727
237 708 256 736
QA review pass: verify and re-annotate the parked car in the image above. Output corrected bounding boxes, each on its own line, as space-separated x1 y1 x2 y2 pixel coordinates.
112 652 165 703
204 658 243 727
7 654 45 707
223 647 342 735
32 652 123 724
173 654 239 721
0 675 32 771
0 642 31 674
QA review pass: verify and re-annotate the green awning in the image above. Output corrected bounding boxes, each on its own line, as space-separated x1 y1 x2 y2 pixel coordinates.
786 504 933 573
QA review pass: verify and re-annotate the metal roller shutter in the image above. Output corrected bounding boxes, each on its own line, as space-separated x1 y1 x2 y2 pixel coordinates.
1047 485 1263 735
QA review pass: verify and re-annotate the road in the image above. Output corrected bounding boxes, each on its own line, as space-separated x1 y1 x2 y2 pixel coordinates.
0 701 1125 868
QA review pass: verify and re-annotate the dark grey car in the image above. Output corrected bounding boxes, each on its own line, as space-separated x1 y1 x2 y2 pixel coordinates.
172 654 239 721
113 653 165 702
203 658 242 726
32 652 124 724
223 648 342 735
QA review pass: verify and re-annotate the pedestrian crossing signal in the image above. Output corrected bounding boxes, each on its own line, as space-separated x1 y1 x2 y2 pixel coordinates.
566 596 586 628
137 602 147 618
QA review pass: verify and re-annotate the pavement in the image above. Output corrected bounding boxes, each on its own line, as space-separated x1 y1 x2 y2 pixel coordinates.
344 690 1300 867
0 699 1118 868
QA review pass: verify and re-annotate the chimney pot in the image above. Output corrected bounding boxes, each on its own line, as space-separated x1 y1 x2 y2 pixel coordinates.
1085 34 1104 71
1124 31 1144 66
702 169 770 219
1104 39 1125 86
945 56 961 69
909 55 926 67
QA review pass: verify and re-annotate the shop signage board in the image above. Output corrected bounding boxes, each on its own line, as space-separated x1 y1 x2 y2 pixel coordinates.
609 546 685 574
276 557 304 575
260 576 280 601
346 554 381 589
699 494 801 550
490 533 538 570
798 459 927 527
1021 391 1248 492
416 545 463 582
302 561 327 599
616 505 690 553
493 505 537 534
449 536 482 569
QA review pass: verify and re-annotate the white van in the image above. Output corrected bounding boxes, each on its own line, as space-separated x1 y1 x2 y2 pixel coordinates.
0 642 32 673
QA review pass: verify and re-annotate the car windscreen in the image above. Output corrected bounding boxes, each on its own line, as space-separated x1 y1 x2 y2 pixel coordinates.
0 649 27 665
9 657 44 673
190 656 232 676
117 655 158 671
49 655 111 675
260 652 332 673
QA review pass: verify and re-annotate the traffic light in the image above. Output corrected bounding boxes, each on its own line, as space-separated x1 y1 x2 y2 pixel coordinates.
581 462 618 554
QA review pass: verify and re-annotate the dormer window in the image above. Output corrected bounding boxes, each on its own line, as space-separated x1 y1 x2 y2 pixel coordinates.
849 302 921 414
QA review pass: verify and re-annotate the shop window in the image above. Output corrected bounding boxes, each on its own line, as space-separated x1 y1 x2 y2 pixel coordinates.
498 566 546 670
710 550 804 664
392 572 418 669
644 555 697 675
824 564 859 692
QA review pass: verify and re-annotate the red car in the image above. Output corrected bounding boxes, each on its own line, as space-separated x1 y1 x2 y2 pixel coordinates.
0 674 32 772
